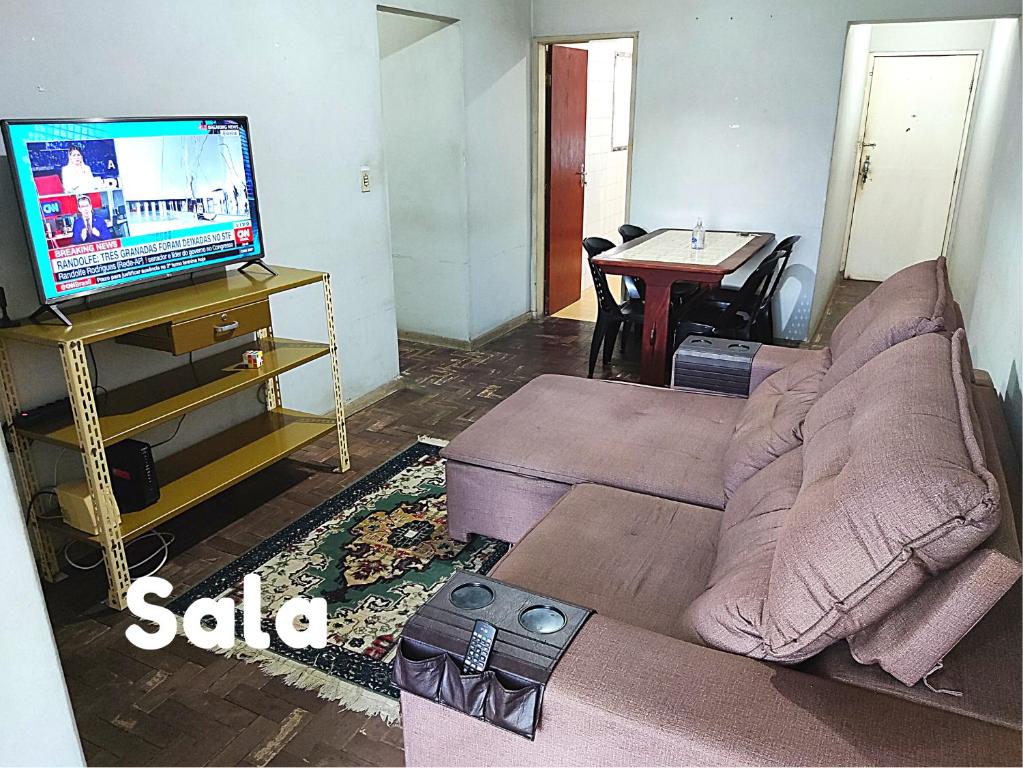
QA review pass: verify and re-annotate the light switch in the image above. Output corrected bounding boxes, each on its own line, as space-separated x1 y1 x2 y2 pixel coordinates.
360 167 371 193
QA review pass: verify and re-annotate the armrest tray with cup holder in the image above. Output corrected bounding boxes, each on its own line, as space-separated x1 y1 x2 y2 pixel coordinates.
391 570 593 739
671 335 762 396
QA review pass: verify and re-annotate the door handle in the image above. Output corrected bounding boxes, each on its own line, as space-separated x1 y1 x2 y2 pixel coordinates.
214 319 240 334
859 155 872 185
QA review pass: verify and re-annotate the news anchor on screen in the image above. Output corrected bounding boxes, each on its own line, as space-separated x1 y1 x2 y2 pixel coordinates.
61 145 98 192
73 195 113 243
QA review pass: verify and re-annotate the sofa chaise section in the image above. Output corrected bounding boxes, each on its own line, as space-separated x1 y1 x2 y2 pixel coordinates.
443 374 744 542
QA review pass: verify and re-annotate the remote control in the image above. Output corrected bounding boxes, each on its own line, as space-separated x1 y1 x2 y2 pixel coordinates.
463 620 497 674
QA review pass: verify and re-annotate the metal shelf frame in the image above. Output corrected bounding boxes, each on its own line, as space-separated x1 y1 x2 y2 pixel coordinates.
0 265 349 609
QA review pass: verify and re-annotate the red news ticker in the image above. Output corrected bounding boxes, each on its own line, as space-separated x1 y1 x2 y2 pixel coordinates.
50 239 123 261
56 277 97 292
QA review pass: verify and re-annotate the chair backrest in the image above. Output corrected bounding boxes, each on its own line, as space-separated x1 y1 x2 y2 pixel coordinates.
618 224 648 243
582 237 622 315
732 252 781 313
754 235 801 319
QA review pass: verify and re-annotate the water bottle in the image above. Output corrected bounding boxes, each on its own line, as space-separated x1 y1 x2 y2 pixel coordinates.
691 218 706 249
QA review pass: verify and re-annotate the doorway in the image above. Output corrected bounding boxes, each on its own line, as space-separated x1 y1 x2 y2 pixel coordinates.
843 52 979 281
532 34 637 319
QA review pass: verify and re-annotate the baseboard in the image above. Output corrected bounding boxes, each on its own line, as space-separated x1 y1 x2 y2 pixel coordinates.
342 377 404 415
398 312 533 352
468 312 532 349
398 329 473 351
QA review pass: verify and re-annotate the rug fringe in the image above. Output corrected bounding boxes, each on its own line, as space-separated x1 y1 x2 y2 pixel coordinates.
173 620 400 724
417 435 449 447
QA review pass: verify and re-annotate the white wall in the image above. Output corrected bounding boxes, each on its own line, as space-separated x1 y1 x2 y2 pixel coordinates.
813 24 873 329
379 12 472 340
380 0 533 341
0 447 83 766
531 0 1021 341
951 19 1022 449
0 0 403 456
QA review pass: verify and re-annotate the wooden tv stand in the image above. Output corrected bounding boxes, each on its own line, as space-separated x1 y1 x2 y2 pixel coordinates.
0 266 349 609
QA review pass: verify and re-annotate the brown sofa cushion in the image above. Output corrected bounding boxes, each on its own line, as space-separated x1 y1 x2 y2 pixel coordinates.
821 258 952 394
847 332 1022 685
763 332 1001 662
494 484 721 640
682 448 802 653
441 374 743 510
802 584 1022 730
722 349 829 499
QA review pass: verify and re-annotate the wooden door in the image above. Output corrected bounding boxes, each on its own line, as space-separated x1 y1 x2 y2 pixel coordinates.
545 45 588 314
845 54 976 281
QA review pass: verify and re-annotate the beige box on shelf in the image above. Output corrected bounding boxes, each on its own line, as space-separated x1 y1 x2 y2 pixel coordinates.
56 480 100 535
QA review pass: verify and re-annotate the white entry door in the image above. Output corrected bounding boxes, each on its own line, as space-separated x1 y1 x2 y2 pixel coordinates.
844 53 977 281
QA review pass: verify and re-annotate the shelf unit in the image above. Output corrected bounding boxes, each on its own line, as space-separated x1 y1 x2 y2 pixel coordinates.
0 265 349 609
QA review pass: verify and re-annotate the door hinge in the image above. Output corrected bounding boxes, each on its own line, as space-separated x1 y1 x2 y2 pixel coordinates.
546 72 552 87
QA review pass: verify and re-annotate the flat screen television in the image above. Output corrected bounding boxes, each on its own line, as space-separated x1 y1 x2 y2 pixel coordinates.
1 116 265 309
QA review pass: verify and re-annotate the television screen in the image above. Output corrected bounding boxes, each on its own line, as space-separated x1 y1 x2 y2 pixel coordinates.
2 117 264 305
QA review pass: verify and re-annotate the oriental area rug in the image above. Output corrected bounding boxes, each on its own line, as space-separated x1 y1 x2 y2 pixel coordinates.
168 440 508 723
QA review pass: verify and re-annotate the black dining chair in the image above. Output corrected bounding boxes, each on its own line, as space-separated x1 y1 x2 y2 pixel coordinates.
618 224 648 243
701 235 800 312
617 224 647 302
616 224 700 305
671 235 799 344
583 237 644 377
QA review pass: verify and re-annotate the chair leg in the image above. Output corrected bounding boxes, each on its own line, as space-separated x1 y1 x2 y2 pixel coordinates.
604 320 622 365
589 315 608 378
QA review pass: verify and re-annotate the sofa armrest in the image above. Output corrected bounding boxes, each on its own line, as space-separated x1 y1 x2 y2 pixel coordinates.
748 344 818 394
401 616 1019 767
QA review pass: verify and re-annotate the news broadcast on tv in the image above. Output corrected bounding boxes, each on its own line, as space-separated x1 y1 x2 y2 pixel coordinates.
3 118 263 304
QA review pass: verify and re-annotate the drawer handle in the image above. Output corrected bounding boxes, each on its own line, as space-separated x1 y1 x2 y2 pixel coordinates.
214 320 240 334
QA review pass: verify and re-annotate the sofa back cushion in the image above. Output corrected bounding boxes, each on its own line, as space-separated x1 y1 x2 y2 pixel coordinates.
821 258 953 394
722 349 830 500
762 331 1000 662
846 331 1021 685
680 448 802 652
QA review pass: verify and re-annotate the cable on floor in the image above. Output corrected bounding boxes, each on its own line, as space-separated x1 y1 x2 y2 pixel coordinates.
63 531 176 579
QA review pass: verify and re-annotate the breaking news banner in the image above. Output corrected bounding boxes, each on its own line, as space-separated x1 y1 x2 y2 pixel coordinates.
49 224 254 294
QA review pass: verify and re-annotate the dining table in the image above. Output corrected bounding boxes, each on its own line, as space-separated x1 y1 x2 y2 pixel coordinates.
593 228 775 386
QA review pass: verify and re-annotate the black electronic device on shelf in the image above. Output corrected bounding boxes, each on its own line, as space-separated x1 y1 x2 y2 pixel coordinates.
392 571 593 739
12 396 73 429
106 439 160 512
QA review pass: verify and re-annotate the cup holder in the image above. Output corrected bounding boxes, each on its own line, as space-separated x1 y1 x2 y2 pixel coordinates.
518 605 566 634
450 583 495 610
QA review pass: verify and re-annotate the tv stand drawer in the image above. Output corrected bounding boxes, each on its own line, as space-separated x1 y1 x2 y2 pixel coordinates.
117 299 270 354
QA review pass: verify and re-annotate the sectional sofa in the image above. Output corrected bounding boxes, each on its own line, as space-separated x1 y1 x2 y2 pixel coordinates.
401 259 1022 766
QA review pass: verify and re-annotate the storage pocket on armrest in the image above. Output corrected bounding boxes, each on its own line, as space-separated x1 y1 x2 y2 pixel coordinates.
391 638 446 701
484 672 540 738
438 655 492 718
